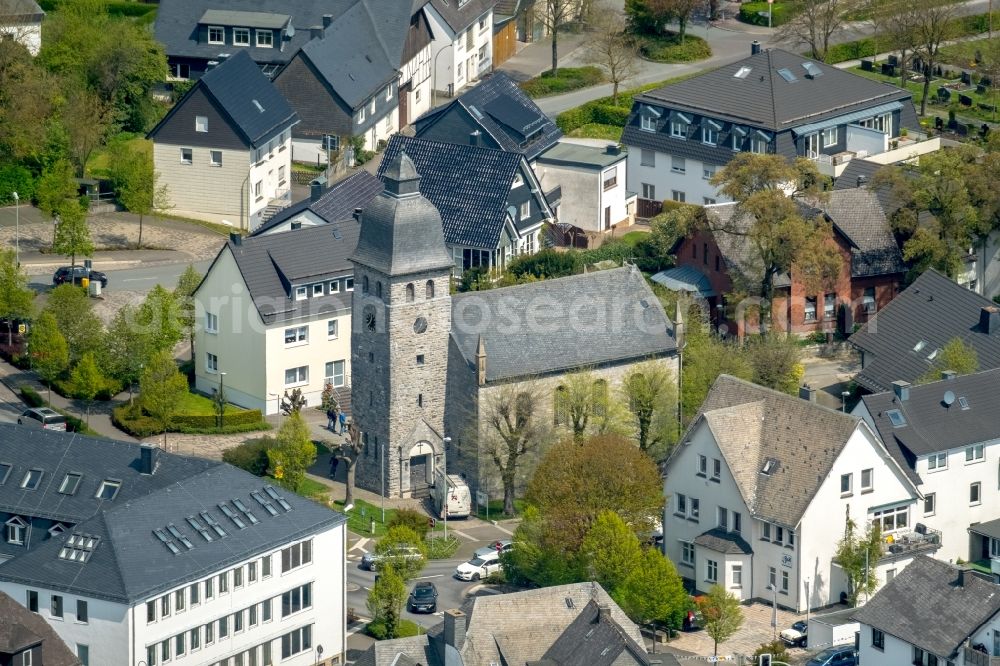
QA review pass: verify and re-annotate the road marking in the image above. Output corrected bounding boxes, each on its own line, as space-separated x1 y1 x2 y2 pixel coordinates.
349 537 370 552
122 277 158 282
449 529 475 541
493 524 514 536
412 574 443 580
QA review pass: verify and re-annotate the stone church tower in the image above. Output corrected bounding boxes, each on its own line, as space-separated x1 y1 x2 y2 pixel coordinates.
350 151 454 498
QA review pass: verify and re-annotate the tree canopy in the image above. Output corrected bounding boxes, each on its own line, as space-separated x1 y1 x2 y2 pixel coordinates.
266 411 318 493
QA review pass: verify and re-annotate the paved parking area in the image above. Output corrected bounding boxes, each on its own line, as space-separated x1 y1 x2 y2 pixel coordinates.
665 602 809 661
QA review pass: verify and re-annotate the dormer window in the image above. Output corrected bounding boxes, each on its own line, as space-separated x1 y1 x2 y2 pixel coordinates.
234 28 250 45
256 30 273 48
208 26 224 44
670 120 687 138
641 115 656 132
49 523 66 537
6 516 26 545
294 286 307 301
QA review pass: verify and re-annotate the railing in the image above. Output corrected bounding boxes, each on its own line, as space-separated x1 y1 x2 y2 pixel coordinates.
964 646 1000 666
881 525 942 560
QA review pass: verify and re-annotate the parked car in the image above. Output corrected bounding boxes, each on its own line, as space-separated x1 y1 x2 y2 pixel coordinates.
18 408 67 431
360 546 422 572
473 540 512 559
805 646 858 666
407 582 438 613
53 266 108 288
781 620 808 647
455 551 502 581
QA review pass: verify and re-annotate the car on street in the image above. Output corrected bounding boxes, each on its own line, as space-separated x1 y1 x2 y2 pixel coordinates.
18 408 67 431
805 646 858 666
360 546 423 572
473 540 512 559
53 266 108 289
455 551 502 581
407 582 438 613
781 620 808 647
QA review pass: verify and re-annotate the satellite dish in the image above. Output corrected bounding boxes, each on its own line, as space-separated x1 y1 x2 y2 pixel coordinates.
943 390 956 406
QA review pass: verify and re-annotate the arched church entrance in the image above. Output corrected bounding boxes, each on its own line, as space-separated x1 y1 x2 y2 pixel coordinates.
407 441 436 498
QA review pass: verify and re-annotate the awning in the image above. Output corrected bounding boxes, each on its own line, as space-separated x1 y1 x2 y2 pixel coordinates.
970 518 1000 540
791 101 903 136
650 266 715 298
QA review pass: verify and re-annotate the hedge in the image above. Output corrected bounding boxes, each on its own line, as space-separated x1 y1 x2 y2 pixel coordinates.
519 66 605 98
222 439 272 476
738 2 791 26
0 165 34 206
112 404 269 437
823 11 1000 63
634 33 712 63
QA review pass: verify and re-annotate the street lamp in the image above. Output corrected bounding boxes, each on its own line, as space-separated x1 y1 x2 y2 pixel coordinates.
842 390 850 413
767 583 777 640
11 191 19 268
442 436 452 540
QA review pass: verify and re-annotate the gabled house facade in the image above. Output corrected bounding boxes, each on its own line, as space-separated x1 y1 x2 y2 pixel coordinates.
0 590 81 666
0 0 44 56
425 0 496 98
622 45 919 217
663 376 925 612
147 51 299 231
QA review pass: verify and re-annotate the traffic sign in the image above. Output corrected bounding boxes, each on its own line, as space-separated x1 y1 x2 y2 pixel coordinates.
17 324 25 335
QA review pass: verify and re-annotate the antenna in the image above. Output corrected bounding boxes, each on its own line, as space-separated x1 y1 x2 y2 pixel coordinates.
943 390 956 406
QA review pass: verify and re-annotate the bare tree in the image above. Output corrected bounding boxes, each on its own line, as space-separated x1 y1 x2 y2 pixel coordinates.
912 0 958 115
778 0 860 62
540 0 578 75
587 4 639 104
482 383 550 516
865 0 901 63
882 0 919 85
338 420 364 510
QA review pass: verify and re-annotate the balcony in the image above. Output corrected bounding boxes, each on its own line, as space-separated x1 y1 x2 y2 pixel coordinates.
880 524 942 562
964 646 1000 666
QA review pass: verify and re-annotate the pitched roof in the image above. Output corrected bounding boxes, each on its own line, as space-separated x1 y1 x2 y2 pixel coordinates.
353 635 437 666
0 591 80 666
208 222 357 325
815 188 906 277
0 0 43 21
378 135 535 249
415 72 562 161
251 171 383 236
427 0 496 32
535 600 655 666
849 270 1000 392
694 527 754 555
451 266 676 382
636 48 912 132
681 375 865 527
851 556 1000 659
0 426 345 603
702 204 792 289
860 368 1000 479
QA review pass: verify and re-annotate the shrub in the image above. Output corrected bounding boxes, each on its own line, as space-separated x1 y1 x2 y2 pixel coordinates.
170 410 265 429
20 386 44 408
824 38 876 64
739 2 791 26
635 34 711 63
752 641 790 661
0 165 34 206
222 438 273 476
590 104 631 126
426 535 460 559
112 404 162 437
176 422 270 435
507 249 582 279
519 66 605 97
366 618 420 640
106 2 157 17
484 570 507 585
388 508 432 539
555 72 703 134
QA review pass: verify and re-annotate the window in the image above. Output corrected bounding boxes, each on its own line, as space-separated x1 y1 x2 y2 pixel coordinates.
763 522 771 541
190 628 200 651
675 493 687 516
280 625 312 659
971 481 982 505
176 633 185 656
358 105 366 123
234 609 244 632
769 566 777 588
788 529 795 547
312 284 324 298
697 455 707 477
254 180 263 200
732 564 743 586
295 286 307 301
426 280 435 299
690 498 700 520
51 595 63 618
169 62 190 79
872 505 908 532
603 171 617 191
26 590 38 613
641 183 656 200
671 155 686 173
681 541 695 565
77 645 88 666
519 201 530 220
733 512 742 533
282 583 313 616
824 293 836 319
284 366 307 386
712 458 721 480
749 136 768 154
205 312 218 333
146 600 156 623
207 26 223 44
640 114 656 132
861 468 873 491
924 493 935 515
804 296 818 322
256 30 273 47
233 27 249 45
823 126 839 147
640 149 655 167
928 453 948 470
147 645 156 666
205 622 214 644
284 326 308 345
325 360 345 387
59 473 81 495
97 480 120 500
210 150 222 166
702 126 718 145
863 286 877 312
967 444 985 462
262 554 272 578
841 473 853 494
872 628 885 650
262 598 272 622
218 615 229 639
21 469 41 490
370 98 376 115
234 566 243 588
774 526 784 545
672 190 686 203
175 589 185 612
196 115 208 133
385 84 393 101
670 120 687 138
718 507 728 530
160 595 170 617
189 583 199 605
205 577 214 599
781 570 789 593
249 604 258 627
706 559 718 583
703 165 716 180
206 352 218 373
180 148 192 164
281 540 312 572
705 197 717 206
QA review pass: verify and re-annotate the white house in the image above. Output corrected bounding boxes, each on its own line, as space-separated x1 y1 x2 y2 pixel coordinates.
0 426 347 666
663 376 925 612
425 0 494 98
0 0 43 55
853 556 1000 666
194 224 355 415
855 368 1000 565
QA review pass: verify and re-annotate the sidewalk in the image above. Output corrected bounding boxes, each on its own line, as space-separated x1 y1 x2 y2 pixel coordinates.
497 31 590 81
16 248 201 276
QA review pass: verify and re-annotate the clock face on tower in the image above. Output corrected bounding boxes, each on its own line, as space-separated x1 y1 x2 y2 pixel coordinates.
364 305 376 332
413 316 428 334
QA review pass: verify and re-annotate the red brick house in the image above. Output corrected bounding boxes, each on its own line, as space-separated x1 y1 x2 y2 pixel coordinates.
664 188 905 337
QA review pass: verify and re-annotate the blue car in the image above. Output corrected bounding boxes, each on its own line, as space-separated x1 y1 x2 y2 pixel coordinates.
805 646 858 666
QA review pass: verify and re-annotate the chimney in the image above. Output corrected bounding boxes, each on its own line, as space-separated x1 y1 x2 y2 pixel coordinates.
475 335 487 387
229 232 242 247
310 25 323 39
469 130 481 146
958 569 966 587
139 444 159 475
798 384 817 402
309 177 325 202
942 370 957 381
605 144 621 156
979 305 1000 334
892 380 911 402
443 609 466 651
857 175 868 188
322 13 333 27
353 207 363 222
751 40 762 55
597 604 612 622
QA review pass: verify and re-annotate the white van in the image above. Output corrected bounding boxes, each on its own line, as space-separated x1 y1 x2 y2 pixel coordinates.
433 473 472 519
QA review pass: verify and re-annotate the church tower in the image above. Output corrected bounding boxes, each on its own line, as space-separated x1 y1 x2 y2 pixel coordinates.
350 151 454 498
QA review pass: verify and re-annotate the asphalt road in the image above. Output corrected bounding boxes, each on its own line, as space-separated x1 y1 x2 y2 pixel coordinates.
24 259 213 294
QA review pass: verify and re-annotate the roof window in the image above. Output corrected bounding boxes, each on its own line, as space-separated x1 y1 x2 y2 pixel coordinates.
96 479 121 500
219 502 247 529
58 473 82 495
154 528 181 555
886 409 907 428
777 68 797 82
761 458 778 475
199 510 228 538
959 396 970 410
0 463 11 485
802 62 823 78
21 469 43 490
265 485 293 512
59 533 100 562
233 498 260 525
927 348 941 361
186 515 214 542
251 490 279 516
166 524 195 550
913 340 927 352
734 66 752 79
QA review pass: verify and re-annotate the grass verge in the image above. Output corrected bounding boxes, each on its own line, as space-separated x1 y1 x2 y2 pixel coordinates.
333 498 448 537
474 498 526 521
520 66 606 97
565 123 624 141
366 618 422 640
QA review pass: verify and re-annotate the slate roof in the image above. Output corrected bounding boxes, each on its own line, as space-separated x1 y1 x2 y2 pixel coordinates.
815 188 906 278
428 0 496 33
0 591 80 665
850 270 1000 392
694 527 754 555
379 135 539 250
352 635 437 666
415 72 562 161
451 266 676 382
0 426 345 604
251 171 383 236
851 556 1000 659
534 600 654 666
205 222 357 325
0 0 43 21
860 368 1000 483
678 375 870 528
703 204 792 289
636 48 912 132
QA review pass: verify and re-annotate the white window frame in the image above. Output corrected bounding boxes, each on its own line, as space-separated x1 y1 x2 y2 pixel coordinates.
209 150 222 167
702 126 718 146
706 559 718 583
703 166 716 180
923 492 935 515
641 183 655 200
671 155 686 174
641 115 656 132
284 366 308 387
206 353 218 373
284 326 308 346
312 283 324 297
255 30 273 48
670 120 687 138
732 564 743 587
345 277 354 291
861 468 873 491
329 280 340 294
385 84 393 101
971 481 982 506
966 444 985 462
180 148 193 165
927 452 948 470
328 319 339 339
195 116 208 133
294 286 307 301
233 27 250 45
205 312 218 334
207 26 224 44
680 540 695 565
6 516 25 545
872 505 909 533
840 472 853 495
671 190 686 203
519 201 530 219
823 126 839 147
325 360 346 387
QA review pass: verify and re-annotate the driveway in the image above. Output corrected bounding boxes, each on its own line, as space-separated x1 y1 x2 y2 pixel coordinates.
666 601 809 661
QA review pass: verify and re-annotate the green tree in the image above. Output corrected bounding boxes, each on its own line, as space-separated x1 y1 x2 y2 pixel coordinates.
587 3 638 103
617 548 689 630
580 511 643 594
374 526 428 581
51 195 93 269
505 505 585 587
917 337 979 384
266 411 317 492
620 361 678 460
912 0 958 116
753 640 791 662
68 351 103 425
35 159 79 233
697 584 745 656
140 350 188 448
366 565 407 639
28 312 69 404
60 79 110 176
387 508 432 539
0 40 58 166
681 325 753 421
99 304 151 401
137 285 184 354
558 370 631 442
0 250 35 345
108 141 169 248
745 334 804 395
44 283 103 363
625 0 674 33
174 264 203 361
834 509 884 607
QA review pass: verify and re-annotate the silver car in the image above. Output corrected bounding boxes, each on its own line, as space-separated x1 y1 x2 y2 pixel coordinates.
18 408 67 431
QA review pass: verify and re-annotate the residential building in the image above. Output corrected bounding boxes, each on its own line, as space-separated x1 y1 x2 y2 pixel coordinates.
147 51 299 231
850 270 1000 393
194 224 355 414
272 0 434 158
853 556 1000 666
349 151 676 499
622 45 919 217
855 369 1000 564
425 0 495 98
0 590 80 666
0 426 347 666
355 582 674 666
662 375 925 612
0 0 44 56
536 141 636 245
377 135 554 277
251 171 383 237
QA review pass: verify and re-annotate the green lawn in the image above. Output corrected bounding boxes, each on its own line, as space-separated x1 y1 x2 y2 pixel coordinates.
86 135 150 179
520 66 606 98
566 123 624 141
175 391 245 415
333 497 447 537
295 477 331 501
620 230 649 248
475 498 526 521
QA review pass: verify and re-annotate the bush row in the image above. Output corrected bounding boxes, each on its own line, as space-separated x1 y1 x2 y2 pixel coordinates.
824 12 1000 64
112 404 269 437
222 439 271 476
738 2 791 26
635 34 712 63
555 73 701 134
519 66 605 98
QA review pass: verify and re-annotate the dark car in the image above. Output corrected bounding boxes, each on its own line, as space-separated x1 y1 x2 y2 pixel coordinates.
805 646 858 666
781 620 808 647
53 266 108 288
407 582 438 613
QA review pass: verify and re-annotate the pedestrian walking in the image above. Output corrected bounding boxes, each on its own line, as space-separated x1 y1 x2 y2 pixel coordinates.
339 410 347 434
326 405 336 430
329 454 339 479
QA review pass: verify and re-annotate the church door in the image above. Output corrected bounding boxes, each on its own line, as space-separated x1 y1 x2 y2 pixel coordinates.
410 455 430 498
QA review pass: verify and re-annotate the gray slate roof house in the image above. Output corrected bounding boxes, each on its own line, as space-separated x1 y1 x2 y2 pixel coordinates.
852 556 1000 662
849 270 1000 392
0 590 80 666
251 171 383 236
414 72 563 162
813 188 907 278
427 0 497 33
0 0 42 22
0 425 345 603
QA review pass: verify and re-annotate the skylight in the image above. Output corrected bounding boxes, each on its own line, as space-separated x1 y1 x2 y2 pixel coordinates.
802 62 823 78
21 469 42 490
777 68 797 82
927 348 941 361
887 409 907 428
265 486 293 512
761 458 778 475
913 340 927 352
199 511 227 538
959 396 970 410
96 480 121 501
219 503 247 529
251 490 279 516
58 473 82 495
252 99 264 113
469 104 484 120
153 529 181 555
734 66 752 79
187 516 214 542
167 524 195 550
59 533 100 563
232 498 259 525
0 463 11 485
